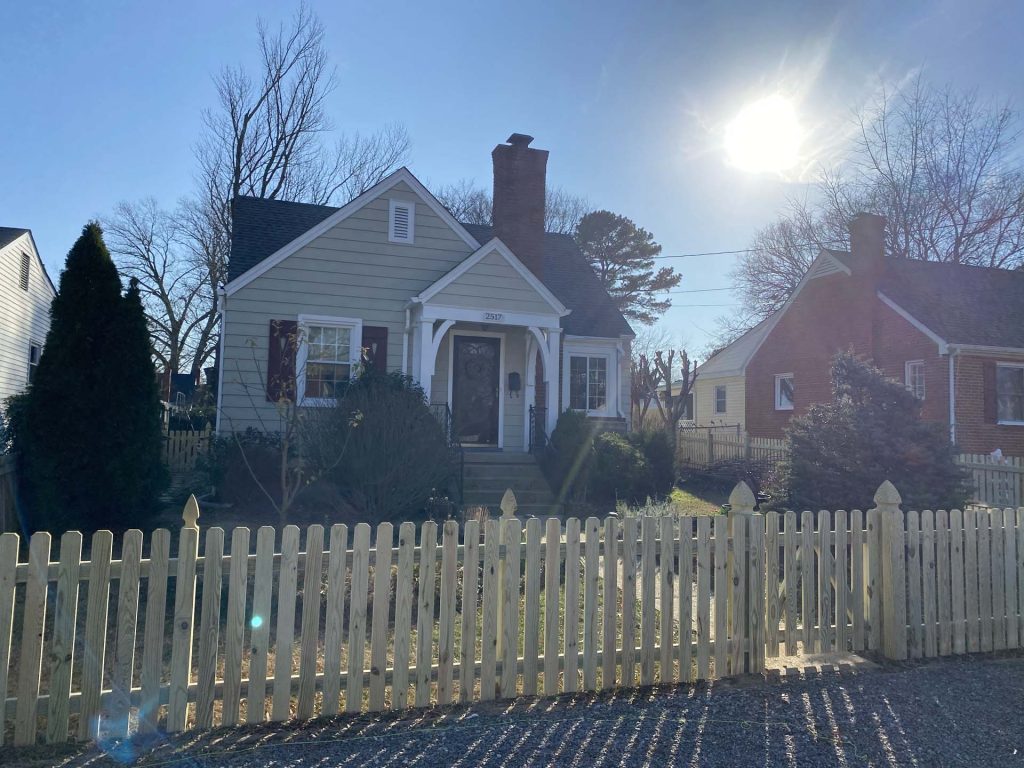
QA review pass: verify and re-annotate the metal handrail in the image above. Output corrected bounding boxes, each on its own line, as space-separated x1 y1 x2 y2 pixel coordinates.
429 403 464 509
529 405 548 452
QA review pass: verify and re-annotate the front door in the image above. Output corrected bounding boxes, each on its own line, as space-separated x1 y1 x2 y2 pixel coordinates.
452 335 501 446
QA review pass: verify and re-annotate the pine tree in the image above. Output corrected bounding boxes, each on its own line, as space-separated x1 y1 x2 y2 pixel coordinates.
20 223 167 531
575 210 681 324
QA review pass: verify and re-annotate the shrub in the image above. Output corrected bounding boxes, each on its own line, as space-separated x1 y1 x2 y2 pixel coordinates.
543 410 600 501
590 432 649 504
321 371 456 523
783 352 969 511
630 429 675 497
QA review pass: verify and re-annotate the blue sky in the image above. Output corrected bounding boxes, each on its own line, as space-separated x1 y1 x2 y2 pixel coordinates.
2 0 1021 352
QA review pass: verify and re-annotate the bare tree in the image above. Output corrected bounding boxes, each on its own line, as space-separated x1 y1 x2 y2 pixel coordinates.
433 181 591 233
727 78 1024 334
104 200 207 387
651 349 697 445
630 353 661 431
111 5 410 380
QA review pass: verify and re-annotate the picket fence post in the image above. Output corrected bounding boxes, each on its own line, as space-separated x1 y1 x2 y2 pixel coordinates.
728 481 764 673
875 481 908 660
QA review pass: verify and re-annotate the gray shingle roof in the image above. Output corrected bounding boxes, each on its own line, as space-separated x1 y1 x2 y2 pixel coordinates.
829 250 1024 348
229 197 634 339
0 227 28 250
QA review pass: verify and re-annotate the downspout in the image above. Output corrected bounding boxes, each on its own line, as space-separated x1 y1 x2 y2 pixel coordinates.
402 307 411 375
948 348 957 445
214 287 227 435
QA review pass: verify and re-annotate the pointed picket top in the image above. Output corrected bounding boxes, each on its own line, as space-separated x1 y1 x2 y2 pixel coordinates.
873 480 902 511
182 494 200 529
728 481 757 514
500 488 518 518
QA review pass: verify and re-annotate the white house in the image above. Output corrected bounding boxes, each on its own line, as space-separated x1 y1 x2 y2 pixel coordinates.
0 227 54 408
217 134 635 453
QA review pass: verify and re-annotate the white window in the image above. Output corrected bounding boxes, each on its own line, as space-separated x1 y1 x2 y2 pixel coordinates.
997 364 1024 424
905 360 925 400
569 355 608 413
28 343 41 384
775 374 794 410
296 315 362 406
714 385 727 415
388 199 415 243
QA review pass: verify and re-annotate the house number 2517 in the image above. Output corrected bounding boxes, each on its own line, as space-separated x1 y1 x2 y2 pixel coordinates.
483 312 504 322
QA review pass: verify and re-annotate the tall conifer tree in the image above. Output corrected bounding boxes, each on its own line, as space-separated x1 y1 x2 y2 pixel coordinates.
21 223 166 531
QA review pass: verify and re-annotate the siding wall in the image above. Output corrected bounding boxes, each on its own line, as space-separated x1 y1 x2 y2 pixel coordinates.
219 183 474 432
431 249 554 314
954 353 1024 456
694 375 746 429
0 236 53 407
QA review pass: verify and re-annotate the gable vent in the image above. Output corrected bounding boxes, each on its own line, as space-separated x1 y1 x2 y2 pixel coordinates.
19 252 30 291
389 199 415 243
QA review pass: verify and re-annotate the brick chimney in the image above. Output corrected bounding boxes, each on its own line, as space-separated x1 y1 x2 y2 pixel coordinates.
848 212 887 279
492 133 548 278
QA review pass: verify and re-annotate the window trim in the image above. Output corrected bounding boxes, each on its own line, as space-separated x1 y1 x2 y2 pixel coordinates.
713 384 727 415
996 362 1024 426
388 199 416 244
905 359 926 400
561 339 620 418
774 373 795 411
568 353 611 415
296 314 363 407
27 341 41 385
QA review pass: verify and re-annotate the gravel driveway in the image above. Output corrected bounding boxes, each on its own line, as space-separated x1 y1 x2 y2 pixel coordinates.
18 654 1024 767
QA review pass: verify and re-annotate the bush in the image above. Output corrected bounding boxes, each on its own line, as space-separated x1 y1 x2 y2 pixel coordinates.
783 352 969 511
630 430 675 497
590 432 649 504
543 410 601 501
324 371 456 522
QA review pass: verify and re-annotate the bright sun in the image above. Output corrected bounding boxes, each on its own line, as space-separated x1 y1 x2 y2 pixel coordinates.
724 95 805 174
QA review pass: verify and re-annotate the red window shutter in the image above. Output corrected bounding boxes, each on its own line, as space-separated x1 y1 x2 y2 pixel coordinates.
362 326 389 373
983 359 998 423
267 319 298 402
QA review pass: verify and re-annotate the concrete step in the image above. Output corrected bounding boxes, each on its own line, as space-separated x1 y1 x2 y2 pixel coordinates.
462 451 538 465
463 466 549 482
463 477 551 493
463 488 556 505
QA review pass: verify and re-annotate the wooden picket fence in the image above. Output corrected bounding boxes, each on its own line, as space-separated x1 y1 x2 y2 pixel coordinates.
1 481 1023 747
958 453 1024 509
163 427 212 475
677 428 788 470
0 456 16 534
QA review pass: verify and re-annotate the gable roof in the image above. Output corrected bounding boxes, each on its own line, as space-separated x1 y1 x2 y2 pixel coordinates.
0 227 29 250
415 237 569 316
697 316 774 378
0 226 56 296
224 167 481 294
460 224 633 338
227 198 634 339
829 250 1024 349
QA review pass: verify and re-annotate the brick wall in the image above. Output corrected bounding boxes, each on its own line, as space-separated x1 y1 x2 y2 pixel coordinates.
745 272 954 440
953 354 1024 455
745 270 876 438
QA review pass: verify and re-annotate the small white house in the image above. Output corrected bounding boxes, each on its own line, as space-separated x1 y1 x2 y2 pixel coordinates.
0 228 54 407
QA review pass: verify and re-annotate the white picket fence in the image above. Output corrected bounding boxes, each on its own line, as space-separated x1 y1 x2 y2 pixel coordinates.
1 481 1022 746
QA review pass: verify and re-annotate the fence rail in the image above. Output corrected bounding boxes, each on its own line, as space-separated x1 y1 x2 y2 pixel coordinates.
163 427 212 475
677 428 788 470
958 453 1024 509
1 481 1022 747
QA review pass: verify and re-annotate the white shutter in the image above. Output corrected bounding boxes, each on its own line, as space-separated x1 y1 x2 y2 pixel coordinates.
388 199 415 243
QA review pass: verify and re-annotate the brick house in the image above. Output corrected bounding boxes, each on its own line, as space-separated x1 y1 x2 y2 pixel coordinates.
695 213 1024 456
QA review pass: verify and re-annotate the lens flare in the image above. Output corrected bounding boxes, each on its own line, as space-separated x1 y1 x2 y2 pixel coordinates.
251 615 264 629
724 94 805 174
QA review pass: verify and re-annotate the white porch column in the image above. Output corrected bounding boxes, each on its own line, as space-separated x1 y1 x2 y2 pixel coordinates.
417 319 434 401
545 328 561 434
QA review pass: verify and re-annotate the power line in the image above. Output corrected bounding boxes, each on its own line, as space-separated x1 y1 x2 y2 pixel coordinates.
667 286 734 294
